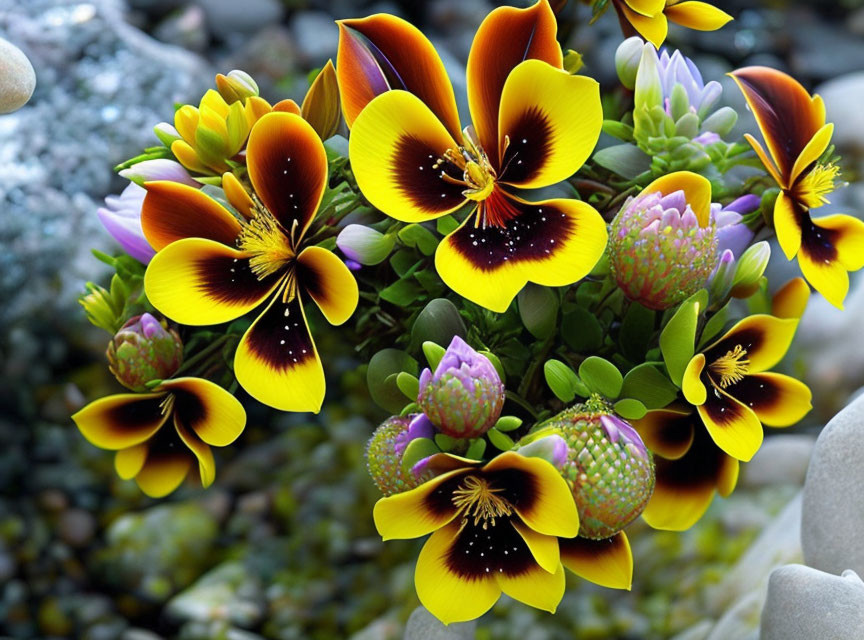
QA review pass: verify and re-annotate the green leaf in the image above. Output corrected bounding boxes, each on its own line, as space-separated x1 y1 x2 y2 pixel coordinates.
389 249 419 278
561 306 603 352
659 291 706 387
410 298 466 349
517 284 559 340
544 359 579 403
494 416 523 432
400 438 440 475
398 223 439 256
578 356 624 399
434 434 459 451
436 215 460 235
601 119 634 141
487 428 516 451
379 278 424 306
367 349 419 413
620 363 679 409
396 372 420 401
614 398 647 420
619 302 655 361
593 143 652 179
465 438 487 460
699 301 732 349
422 341 446 371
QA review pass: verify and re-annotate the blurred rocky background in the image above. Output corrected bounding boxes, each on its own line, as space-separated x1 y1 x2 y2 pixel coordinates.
2 0 864 638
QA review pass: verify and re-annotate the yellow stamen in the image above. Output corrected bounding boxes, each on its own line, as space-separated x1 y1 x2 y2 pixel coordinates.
159 393 175 416
237 207 295 280
452 475 513 530
433 125 498 203
798 162 840 209
710 344 750 388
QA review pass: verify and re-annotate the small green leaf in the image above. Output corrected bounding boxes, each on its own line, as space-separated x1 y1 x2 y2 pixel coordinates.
544 360 579 403
699 301 731 349
518 284 559 340
379 278 424 306
434 434 458 451
578 356 624 399
614 398 647 420
561 306 603 352
487 428 516 451
494 416 523 432
465 438 487 460
422 341 446 371
436 215 460 235
400 438 440 475
593 143 651 179
620 363 678 409
367 349 419 413
396 372 420 401
659 291 706 387
410 298 466 349
398 223 439 256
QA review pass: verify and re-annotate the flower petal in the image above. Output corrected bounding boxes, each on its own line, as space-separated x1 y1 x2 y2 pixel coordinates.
484 452 580 538
246 112 327 238
349 90 466 223
174 414 216 489
234 289 326 413
497 561 565 615
774 192 804 260
467 0 562 159
373 469 467 540
435 195 607 312
682 354 707 406
625 0 666 17
134 446 193 498
141 181 242 251
743 133 784 187
144 238 283 326
336 15 461 140
414 522 501 625
771 277 811 319
159 377 246 447
698 385 763 461
618 3 668 48
511 520 560 574
72 393 169 451
730 372 812 428
640 171 712 227
633 407 695 461
790 123 834 185
497 59 602 189
808 214 864 271
642 424 735 530
664 1 733 31
730 67 825 182
797 242 850 310
559 532 633 590
703 314 798 374
297 246 359 326
221 171 255 220
114 444 148 480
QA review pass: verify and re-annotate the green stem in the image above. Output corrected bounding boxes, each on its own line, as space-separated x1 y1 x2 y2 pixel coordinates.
174 334 236 377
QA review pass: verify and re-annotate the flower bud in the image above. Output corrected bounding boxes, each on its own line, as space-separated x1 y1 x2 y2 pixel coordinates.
336 224 395 265
301 60 341 141
563 49 584 75
153 122 181 147
545 404 654 539
515 434 569 468
609 188 718 310
417 336 504 439
106 313 183 391
215 70 259 104
366 414 434 495
119 159 199 188
708 248 736 301
615 37 644 90
731 240 770 297
634 42 663 113
701 106 738 137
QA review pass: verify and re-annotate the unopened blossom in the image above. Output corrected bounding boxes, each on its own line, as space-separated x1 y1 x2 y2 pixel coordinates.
106 313 183 392
96 182 155 264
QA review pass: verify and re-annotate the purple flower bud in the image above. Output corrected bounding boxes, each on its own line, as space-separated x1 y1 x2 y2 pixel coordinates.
713 199 757 259
119 159 199 187
106 313 183 391
336 224 394 265
599 414 649 460
96 182 155 264
394 413 436 455
366 415 433 496
417 336 505 439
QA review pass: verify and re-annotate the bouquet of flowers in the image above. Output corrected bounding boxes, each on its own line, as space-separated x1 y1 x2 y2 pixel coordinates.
73 0 864 625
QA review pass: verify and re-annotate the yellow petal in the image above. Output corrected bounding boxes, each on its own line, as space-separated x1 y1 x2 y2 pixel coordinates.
640 171 712 227
731 373 812 428
790 124 834 185
697 388 763 462
297 246 359 326
512 520 560 574
72 393 169 451
221 171 255 220
496 561 565 615
135 450 192 498
559 532 633 590
619 3 668 48
704 314 799 374
682 354 707 406
373 469 466 540
174 414 216 489
664 1 733 31
114 444 148 480
159 377 246 447
771 277 810 319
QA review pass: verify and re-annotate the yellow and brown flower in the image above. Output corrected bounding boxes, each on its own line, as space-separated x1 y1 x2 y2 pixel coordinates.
338 0 607 312
680 314 812 462
612 0 732 48
731 66 864 309
72 377 246 497
142 112 359 412
373 451 580 624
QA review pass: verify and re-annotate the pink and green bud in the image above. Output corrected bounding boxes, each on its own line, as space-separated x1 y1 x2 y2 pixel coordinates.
106 313 183 391
609 189 718 310
366 414 433 496
417 336 504 439
546 405 654 540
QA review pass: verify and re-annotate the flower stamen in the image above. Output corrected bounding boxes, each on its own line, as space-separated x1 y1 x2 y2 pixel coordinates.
797 162 840 209
452 475 513 530
710 344 750 388
237 207 295 280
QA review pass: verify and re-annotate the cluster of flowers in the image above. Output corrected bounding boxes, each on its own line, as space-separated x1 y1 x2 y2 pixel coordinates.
74 0 864 625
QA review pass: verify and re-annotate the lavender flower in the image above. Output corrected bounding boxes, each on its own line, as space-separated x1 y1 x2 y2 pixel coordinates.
96 182 155 264
118 159 198 187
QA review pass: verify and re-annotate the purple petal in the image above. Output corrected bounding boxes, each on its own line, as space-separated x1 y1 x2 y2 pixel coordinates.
724 194 761 216
119 159 199 187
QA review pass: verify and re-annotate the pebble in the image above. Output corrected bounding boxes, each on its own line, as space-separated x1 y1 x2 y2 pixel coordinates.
802 394 864 576
403 607 476 640
740 435 816 487
0 37 36 114
760 565 864 640
58 508 97 548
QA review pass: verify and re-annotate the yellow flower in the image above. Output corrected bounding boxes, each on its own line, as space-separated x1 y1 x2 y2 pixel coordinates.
141 113 359 412
613 0 733 48
72 377 246 497
731 67 864 309
373 452 580 624
680 314 812 462
338 0 607 312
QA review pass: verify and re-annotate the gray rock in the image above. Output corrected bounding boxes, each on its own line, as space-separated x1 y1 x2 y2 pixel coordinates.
741 435 816 488
404 607 476 640
0 37 36 113
199 0 284 40
802 394 864 576
153 5 208 52
705 590 761 640
669 621 713 640
760 565 864 640
289 11 339 65
167 561 265 627
816 72 864 152
122 630 165 640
